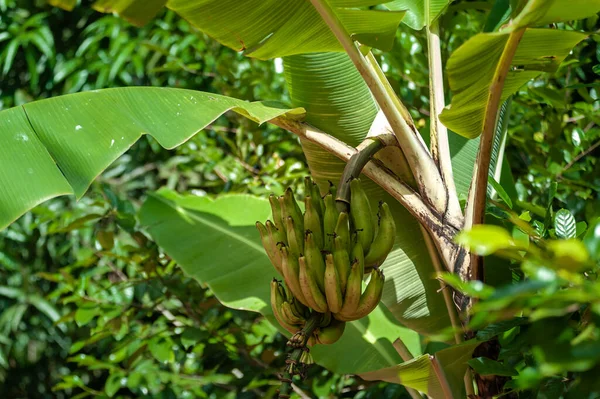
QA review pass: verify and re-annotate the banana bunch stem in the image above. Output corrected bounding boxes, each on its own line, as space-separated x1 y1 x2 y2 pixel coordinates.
278 312 322 399
335 137 385 213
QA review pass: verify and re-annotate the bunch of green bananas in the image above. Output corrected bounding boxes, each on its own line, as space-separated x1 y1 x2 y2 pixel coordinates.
257 177 396 345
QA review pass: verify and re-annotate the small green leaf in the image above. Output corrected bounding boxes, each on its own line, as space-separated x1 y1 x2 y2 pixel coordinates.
105 372 125 397
75 306 99 327
554 209 576 239
148 336 174 363
546 239 590 271
455 225 517 255
476 318 528 341
593 64 600 75
488 176 513 209
469 357 518 377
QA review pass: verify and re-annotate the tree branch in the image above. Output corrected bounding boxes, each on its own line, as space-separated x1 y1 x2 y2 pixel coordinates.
308 0 449 218
463 28 525 282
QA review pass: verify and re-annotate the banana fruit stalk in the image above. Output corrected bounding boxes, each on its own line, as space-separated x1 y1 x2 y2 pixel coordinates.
258 177 395 346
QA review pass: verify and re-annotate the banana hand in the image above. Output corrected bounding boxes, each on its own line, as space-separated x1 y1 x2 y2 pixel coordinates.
256 221 282 275
335 268 385 321
270 279 300 334
334 259 362 319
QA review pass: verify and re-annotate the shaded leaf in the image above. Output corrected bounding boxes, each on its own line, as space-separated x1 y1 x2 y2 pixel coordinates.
469 357 518 377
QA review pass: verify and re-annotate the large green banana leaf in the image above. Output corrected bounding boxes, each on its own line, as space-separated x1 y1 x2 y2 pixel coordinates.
90 0 406 56
440 0 600 139
284 52 451 334
138 189 422 375
0 87 302 230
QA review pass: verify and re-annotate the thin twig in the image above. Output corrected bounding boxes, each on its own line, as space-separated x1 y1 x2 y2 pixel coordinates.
308 0 449 217
557 138 600 177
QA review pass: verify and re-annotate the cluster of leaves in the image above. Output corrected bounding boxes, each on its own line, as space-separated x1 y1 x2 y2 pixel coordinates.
446 190 600 396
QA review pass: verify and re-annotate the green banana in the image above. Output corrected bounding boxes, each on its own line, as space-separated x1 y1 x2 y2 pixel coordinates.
256 221 282 275
332 243 351 294
304 197 324 250
315 319 346 345
270 279 299 334
336 268 385 321
298 256 328 313
351 238 366 276
269 194 287 243
324 253 343 313
281 245 309 307
281 301 305 325
285 216 303 258
364 202 396 270
281 188 304 238
304 176 324 218
304 231 326 290
311 181 325 218
334 212 352 255
266 220 286 274
323 193 339 252
335 260 362 319
350 178 375 253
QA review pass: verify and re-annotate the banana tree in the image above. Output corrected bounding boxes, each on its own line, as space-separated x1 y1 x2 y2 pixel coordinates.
1 0 599 397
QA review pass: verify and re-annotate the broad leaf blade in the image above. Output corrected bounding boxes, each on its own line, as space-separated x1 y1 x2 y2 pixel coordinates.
360 340 480 398
166 0 405 59
284 52 450 334
440 29 587 139
0 87 301 230
138 189 421 375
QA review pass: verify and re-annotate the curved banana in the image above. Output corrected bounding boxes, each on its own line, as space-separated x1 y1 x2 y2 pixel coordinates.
334 212 352 255
365 201 396 269
316 319 346 345
336 268 385 321
281 188 304 238
281 301 305 325
324 253 343 313
335 260 362 319
332 241 351 293
270 279 299 334
350 178 374 253
281 245 309 307
311 181 325 218
352 239 366 276
285 216 303 258
305 176 324 218
298 256 328 313
256 221 282 274
304 197 324 250
269 194 287 243
304 231 326 290
323 193 339 252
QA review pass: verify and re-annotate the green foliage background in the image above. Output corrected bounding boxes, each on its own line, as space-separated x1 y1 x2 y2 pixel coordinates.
0 0 599 398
